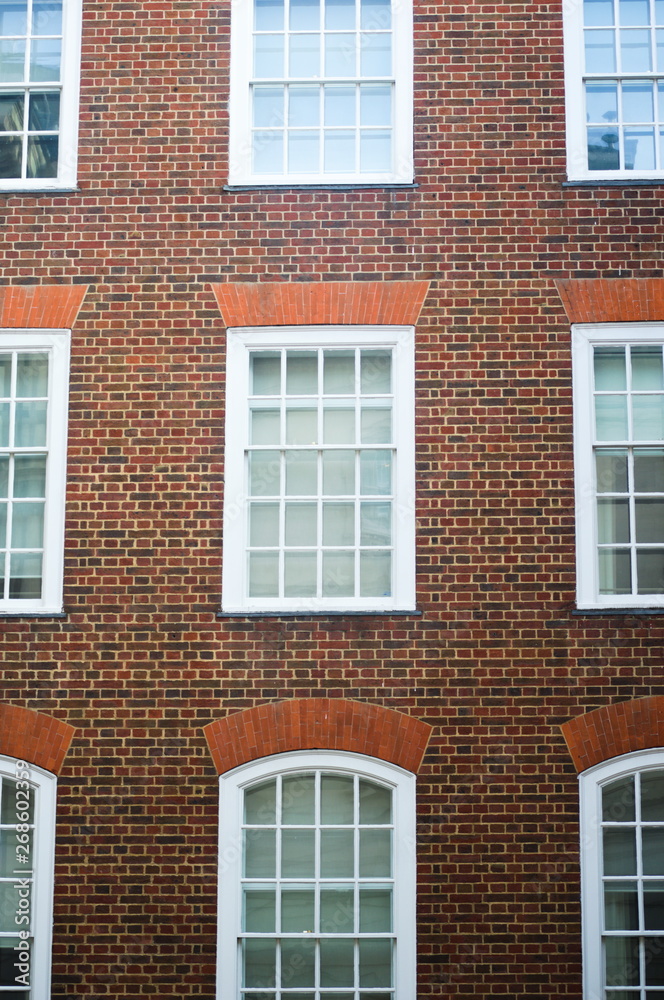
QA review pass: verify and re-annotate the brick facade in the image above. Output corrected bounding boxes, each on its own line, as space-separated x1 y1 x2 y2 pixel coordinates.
1 1 664 997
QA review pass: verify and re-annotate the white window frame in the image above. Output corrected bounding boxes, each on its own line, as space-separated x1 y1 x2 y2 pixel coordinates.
216 749 417 1000
580 749 664 1000
573 323 664 610
0 0 82 192
0 330 70 615
227 0 413 185
563 0 664 181
221 325 416 614
0 755 56 1000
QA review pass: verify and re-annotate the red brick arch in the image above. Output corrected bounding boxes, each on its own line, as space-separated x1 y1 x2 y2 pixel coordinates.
0 704 75 774
210 280 430 327
204 698 433 775
556 278 664 324
561 696 664 773
0 284 88 328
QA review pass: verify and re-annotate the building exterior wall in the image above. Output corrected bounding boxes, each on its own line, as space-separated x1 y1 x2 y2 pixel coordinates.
2 0 664 996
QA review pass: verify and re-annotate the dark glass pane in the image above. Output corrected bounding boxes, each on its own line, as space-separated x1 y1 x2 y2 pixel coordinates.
0 941 28 986
604 827 637 875
0 92 22 130
644 883 664 929
645 936 664 985
243 938 276 989
642 772 664 821
27 91 59 130
281 937 315 988
596 450 629 492
634 449 664 492
245 779 276 824
605 935 639 986
0 135 21 176
0 776 34 824
605 881 638 930
637 550 664 594
26 133 57 177
603 776 636 822
644 828 664 874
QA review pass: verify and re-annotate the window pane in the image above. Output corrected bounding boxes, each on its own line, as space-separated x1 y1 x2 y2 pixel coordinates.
621 28 652 70
359 829 391 876
635 450 664 491
636 549 664 592
286 408 318 445
286 451 318 495
645 937 664 984
634 395 664 440
321 774 354 823
0 777 34 824
289 85 319 125
288 129 319 172
585 28 617 71
360 550 391 596
281 938 316 987
323 407 354 443
624 126 656 169
604 827 637 875
605 935 640 985
360 34 391 75
320 828 354 876
588 125 620 169
595 396 628 440
605 881 639 929
636 499 664 541
282 829 316 876
322 450 354 494
13 455 46 497
244 828 276 877
359 779 391 823
287 352 318 394
324 350 355 392
632 347 664 390
596 347 627 390
361 407 391 443
27 90 59 129
8 552 41 598
251 408 280 445
0 457 7 497
290 0 319 30
361 350 391 393
254 86 284 126
585 81 619 122
0 503 6 547
644 883 664 929
321 887 354 932
598 499 630 543
284 552 317 597
282 774 315 823
0 92 22 129
253 130 284 172
0 2 27 35
323 502 355 546
599 548 632 594
603 775 636 822
360 888 392 931
0 39 25 82
0 355 10 395
32 1 62 34
244 889 276 932
325 32 356 75
252 353 281 395
290 33 319 76
360 450 391 494
245 779 277 824
326 0 355 29
361 0 391 29
322 551 354 597
286 502 317 545
620 0 650 25
11 501 44 547
644 826 664 874
250 503 280 546
623 80 655 122
325 85 355 125
643 772 664 820
0 402 8 445
248 551 280 596
243 938 276 988
281 889 315 931
255 0 284 31
324 129 355 171
596 450 629 492
360 84 391 125
29 37 60 80
16 353 47 396
254 34 285 77
250 451 281 496
359 938 392 987
584 0 615 26
25 133 57 177
320 938 354 987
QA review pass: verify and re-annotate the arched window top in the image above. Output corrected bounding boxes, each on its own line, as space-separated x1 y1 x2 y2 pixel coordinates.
217 750 416 1000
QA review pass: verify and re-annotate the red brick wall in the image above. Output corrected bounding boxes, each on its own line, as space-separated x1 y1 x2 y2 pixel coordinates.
1 1 663 997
